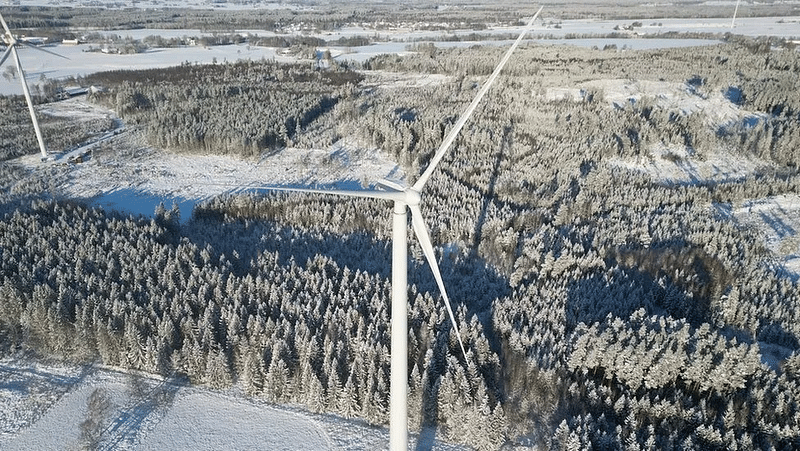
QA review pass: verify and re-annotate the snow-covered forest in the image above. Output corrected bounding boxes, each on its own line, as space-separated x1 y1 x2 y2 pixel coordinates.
2 6 800 449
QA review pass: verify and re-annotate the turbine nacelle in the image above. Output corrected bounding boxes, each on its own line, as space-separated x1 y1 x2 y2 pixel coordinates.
401 187 421 207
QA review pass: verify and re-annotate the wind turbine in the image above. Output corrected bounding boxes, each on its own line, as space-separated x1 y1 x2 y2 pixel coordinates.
731 0 741 29
1 12 67 160
265 7 542 450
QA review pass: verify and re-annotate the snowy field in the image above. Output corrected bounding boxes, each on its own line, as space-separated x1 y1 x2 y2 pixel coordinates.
13 98 404 221
0 357 464 450
2 15 799 94
724 195 800 276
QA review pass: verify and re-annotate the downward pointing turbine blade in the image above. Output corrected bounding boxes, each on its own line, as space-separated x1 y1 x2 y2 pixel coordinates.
0 46 11 67
413 5 544 191
409 204 467 359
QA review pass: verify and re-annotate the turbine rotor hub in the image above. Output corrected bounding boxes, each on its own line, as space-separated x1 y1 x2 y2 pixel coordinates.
404 188 421 206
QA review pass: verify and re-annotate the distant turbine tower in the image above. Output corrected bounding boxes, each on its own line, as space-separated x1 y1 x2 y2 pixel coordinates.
265 6 542 450
731 0 741 29
1 12 67 160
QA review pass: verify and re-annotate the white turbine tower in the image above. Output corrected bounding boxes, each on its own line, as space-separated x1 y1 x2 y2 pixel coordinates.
266 7 542 450
1 12 66 160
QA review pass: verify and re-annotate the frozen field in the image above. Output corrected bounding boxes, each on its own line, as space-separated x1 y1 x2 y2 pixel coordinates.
2 14 799 94
0 357 464 450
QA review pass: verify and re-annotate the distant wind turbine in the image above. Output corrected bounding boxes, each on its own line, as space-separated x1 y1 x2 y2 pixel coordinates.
264 6 542 450
1 12 67 160
731 0 741 29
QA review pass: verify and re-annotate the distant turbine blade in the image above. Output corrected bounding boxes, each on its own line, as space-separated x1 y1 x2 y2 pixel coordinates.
0 46 11 67
409 204 467 359
20 42 70 59
413 5 543 192
731 0 741 29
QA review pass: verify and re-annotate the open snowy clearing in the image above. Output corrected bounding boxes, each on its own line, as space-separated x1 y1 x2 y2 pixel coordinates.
727 195 800 276
0 357 464 450
12 98 404 221
611 143 771 186
547 77 762 127
563 77 770 184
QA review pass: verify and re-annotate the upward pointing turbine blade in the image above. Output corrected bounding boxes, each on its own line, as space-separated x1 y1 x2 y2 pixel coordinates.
413 5 543 192
409 204 467 358
0 13 11 36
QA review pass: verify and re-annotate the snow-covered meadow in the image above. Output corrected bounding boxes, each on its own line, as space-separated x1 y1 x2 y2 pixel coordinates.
2 14 799 95
19 98 405 222
0 358 464 450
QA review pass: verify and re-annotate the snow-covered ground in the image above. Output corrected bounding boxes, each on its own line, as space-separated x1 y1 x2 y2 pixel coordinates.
728 195 800 275
3 15 798 95
613 143 771 185
0 357 464 450
0 43 300 96
11 98 403 221
559 78 769 184
548 78 758 125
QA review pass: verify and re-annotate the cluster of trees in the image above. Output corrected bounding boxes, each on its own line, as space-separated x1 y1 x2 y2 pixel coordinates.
0 4 533 35
1 37 799 449
7 1 797 44
0 198 509 449
0 97 39 160
86 60 362 156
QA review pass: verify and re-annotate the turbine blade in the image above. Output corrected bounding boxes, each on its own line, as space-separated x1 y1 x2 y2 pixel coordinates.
0 13 11 37
20 42 69 60
256 184 406 202
11 45 48 158
409 204 467 359
413 5 544 191
376 178 405 192
0 46 12 67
